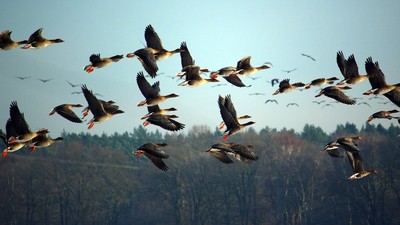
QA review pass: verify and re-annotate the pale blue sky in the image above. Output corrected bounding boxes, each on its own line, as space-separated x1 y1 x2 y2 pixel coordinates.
1 0 399 136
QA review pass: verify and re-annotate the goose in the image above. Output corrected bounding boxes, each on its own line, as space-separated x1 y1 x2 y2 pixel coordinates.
84 54 123 73
144 25 182 61
29 135 63 152
7 101 49 144
1 119 29 158
273 79 305 95
225 142 259 163
49 104 83 123
315 86 356 105
218 95 255 140
0 30 27 50
136 71 178 106
134 143 169 171
143 114 185 132
21 28 64 49
336 51 370 85
345 150 377 180
141 105 177 120
304 77 339 89
81 85 124 129
205 143 236 164
367 110 399 122
178 65 219 87
236 56 270 76
363 57 400 107
126 48 159 78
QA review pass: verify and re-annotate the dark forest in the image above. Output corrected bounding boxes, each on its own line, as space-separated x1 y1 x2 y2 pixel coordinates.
1 122 399 225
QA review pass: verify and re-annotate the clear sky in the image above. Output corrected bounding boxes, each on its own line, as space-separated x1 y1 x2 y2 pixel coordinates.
1 0 399 137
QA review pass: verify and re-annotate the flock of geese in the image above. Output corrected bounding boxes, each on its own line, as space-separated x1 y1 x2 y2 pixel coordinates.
1 25 399 178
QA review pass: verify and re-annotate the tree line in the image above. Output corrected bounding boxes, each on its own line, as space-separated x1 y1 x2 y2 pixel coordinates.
0 122 399 225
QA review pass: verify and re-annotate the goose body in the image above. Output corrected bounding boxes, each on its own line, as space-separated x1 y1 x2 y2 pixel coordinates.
236 56 270 76
81 85 124 129
218 95 255 140
21 28 64 49
336 51 369 85
84 54 123 73
136 71 178 106
315 86 356 105
134 143 170 171
0 30 27 50
49 104 83 123
144 25 181 61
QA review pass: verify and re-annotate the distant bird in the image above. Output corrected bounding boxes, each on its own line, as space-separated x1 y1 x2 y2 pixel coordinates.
21 28 64 49
218 95 255 140
363 57 400 107
312 100 326 105
15 76 30 80
368 96 384 101
248 76 261 80
28 134 63 152
357 102 371 107
212 83 227 88
378 101 393 105
136 71 178 106
367 110 399 122
265 99 278 104
304 77 339 89
166 75 177 80
84 53 123 73
264 62 273 67
66 80 83 88
49 104 83 123
143 114 185 132
336 51 370 86
144 24 182 61
322 103 334 108
38 78 52 83
134 143 170 171
236 56 270 76
273 79 305 95
269 78 280 87
286 103 299 107
315 86 356 105
81 85 124 129
7 101 49 145
249 93 265 96
0 30 27 50
281 68 297 73
301 53 316 61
